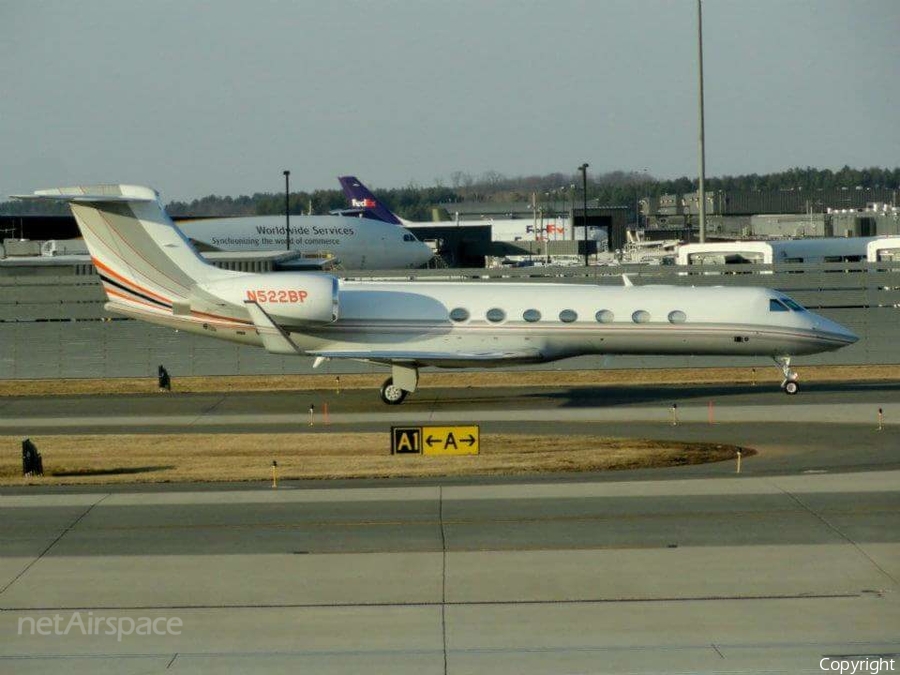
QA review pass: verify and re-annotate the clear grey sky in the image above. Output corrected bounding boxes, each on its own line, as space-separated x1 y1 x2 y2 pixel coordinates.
2 0 898 201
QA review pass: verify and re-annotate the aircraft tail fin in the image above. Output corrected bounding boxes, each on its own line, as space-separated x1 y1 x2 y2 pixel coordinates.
338 175 403 225
13 185 229 312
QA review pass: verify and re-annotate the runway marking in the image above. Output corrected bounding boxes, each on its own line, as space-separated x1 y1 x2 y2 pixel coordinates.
3 401 899 431
0 492 110 597
0 591 864 612
14 505 892 534
439 486 448 675
773 483 900 588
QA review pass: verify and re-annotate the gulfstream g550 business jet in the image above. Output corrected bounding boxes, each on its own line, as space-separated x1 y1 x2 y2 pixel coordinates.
15 185 857 404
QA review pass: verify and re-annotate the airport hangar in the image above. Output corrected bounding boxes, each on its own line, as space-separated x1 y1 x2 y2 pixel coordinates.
1 249 899 381
401 203 630 267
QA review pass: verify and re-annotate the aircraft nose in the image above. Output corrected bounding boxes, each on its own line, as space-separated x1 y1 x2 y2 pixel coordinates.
840 326 859 344
814 315 859 345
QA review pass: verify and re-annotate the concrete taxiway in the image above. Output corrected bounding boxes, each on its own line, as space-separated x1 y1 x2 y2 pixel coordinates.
2 382 898 433
1 381 899 672
1 471 899 674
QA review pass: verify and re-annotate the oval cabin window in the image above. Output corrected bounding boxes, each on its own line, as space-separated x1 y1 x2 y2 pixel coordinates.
632 310 651 323
523 309 541 323
595 309 614 323
559 309 578 323
486 308 506 323
668 310 687 324
449 307 470 322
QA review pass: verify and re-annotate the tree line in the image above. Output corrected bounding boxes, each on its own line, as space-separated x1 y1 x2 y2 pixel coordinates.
2 166 897 220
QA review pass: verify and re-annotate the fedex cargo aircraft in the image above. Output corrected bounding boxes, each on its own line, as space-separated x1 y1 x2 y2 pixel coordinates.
178 214 432 269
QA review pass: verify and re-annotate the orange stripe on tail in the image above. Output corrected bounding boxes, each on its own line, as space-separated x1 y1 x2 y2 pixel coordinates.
92 257 172 306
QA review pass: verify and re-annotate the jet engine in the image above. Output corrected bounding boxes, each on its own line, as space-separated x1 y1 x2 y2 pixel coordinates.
189 274 339 323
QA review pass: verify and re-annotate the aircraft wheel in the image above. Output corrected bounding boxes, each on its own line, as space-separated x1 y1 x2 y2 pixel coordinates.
783 380 799 395
380 378 407 405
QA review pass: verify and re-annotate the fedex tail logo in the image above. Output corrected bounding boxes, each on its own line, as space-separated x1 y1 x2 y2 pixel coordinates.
339 175 403 225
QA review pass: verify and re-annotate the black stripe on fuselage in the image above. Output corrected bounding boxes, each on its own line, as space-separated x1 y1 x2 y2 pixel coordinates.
99 273 172 310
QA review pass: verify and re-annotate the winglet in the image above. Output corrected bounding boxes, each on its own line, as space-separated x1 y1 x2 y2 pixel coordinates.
622 274 633 287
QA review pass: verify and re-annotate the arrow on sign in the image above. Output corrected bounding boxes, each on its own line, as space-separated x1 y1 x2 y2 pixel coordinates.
426 435 441 447
461 435 476 446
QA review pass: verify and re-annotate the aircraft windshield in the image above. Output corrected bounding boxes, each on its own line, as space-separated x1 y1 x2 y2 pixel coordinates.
781 297 807 312
770 297 806 312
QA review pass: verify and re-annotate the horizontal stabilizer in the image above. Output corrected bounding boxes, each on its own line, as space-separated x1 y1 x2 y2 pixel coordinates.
13 185 158 203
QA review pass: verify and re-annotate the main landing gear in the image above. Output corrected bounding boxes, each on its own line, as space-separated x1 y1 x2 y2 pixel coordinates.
774 356 800 395
380 364 419 405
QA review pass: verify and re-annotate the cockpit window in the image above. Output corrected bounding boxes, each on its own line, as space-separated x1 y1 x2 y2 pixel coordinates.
769 299 789 312
402 234 416 242
781 297 806 312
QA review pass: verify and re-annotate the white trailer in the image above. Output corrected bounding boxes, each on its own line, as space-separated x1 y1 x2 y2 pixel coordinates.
677 237 878 266
866 237 900 262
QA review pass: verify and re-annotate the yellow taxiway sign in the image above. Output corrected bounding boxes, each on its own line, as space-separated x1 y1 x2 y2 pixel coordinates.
391 425 480 455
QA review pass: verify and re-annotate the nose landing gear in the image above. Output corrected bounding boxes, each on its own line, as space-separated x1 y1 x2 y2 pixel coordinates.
380 378 407 405
774 356 800 395
379 364 419 405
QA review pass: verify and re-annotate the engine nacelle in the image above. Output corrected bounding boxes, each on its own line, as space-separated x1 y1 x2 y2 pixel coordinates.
193 274 339 323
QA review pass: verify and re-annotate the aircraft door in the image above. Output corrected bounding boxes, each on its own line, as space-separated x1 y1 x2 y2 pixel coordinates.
374 234 388 269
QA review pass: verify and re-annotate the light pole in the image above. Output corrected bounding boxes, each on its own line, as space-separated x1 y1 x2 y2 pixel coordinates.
569 184 576 241
578 163 589 266
637 167 648 232
283 170 291 251
697 0 706 243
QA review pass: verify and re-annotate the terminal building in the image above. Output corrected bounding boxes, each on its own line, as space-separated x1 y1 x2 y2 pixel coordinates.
641 188 900 241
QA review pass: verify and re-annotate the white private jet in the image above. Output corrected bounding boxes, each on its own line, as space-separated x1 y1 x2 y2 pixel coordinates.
15 185 858 404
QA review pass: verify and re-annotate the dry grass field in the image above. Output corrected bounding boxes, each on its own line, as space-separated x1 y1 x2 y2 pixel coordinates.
1 433 747 486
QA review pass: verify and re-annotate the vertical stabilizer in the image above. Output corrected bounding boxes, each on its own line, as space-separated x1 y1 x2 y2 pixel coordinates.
338 175 404 225
14 184 230 312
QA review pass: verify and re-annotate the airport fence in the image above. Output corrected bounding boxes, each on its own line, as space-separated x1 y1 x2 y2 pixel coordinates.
1 262 898 379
